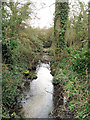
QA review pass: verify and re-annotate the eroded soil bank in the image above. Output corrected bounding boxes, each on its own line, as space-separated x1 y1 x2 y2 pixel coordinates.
52 83 75 119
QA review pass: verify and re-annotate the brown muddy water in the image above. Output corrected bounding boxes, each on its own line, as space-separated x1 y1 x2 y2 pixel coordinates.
21 62 54 118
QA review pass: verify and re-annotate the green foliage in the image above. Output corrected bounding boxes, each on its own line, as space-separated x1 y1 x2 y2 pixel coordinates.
52 53 89 119
27 73 37 80
71 49 89 75
2 1 31 64
54 2 69 54
53 2 89 118
59 58 67 69
2 1 44 118
67 78 89 119
34 27 54 48
2 64 23 118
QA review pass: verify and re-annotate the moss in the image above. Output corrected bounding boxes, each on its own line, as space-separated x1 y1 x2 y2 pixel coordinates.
24 70 29 75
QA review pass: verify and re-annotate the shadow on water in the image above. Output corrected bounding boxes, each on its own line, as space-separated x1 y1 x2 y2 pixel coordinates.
21 61 54 118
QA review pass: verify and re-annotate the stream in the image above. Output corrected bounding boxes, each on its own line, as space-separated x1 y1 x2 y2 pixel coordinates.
21 60 54 118
17 49 74 119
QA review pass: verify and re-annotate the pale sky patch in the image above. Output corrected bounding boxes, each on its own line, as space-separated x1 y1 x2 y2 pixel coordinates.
30 0 55 28
5 0 89 28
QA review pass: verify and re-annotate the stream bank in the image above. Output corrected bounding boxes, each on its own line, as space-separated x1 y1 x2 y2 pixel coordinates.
18 49 74 119
18 52 53 118
52 83 74 119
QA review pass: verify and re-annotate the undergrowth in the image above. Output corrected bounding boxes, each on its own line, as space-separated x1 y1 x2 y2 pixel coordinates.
52 48 90 119
2 64 24 118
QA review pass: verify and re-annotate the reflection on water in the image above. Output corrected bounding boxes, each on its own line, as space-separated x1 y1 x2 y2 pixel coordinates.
21 63 53 118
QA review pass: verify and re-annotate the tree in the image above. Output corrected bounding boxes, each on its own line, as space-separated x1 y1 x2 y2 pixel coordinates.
54 0 69 62
2 1 31 64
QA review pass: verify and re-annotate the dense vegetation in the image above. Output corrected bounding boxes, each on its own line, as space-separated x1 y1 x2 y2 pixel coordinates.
1 0 89 119
2 1 44 118
51 1 89 119
2 0 54 118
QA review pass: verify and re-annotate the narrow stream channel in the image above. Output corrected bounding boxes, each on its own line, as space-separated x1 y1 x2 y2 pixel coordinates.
21 62 54 118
